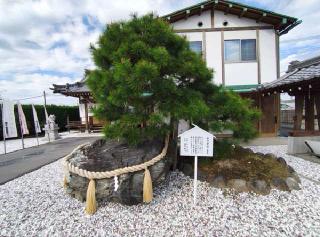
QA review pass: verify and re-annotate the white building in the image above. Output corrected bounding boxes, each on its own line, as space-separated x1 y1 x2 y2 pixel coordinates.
162 0 300 136
52 0 301 136
164 0 300 88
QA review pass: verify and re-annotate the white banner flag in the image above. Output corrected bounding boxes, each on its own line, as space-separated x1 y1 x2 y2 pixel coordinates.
17 102 29 135
2 100 18 138
32 104 41 134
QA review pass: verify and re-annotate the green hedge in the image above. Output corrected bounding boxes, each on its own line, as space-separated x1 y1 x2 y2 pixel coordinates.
0 104 80 140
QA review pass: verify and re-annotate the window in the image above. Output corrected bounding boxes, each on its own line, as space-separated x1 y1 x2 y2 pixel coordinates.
225 40 240 62
189 41 202 55
241 39 256 61
224 39 256 62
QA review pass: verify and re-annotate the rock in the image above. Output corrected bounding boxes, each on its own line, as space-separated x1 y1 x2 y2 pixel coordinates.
198 170 207 181
210 175 226 189
287 165 295 174
277 157 287 167
248 180 270 195
286 177 301 191
264 153 277 160
227 179 248 192
271 177 289 191
65 138 172 205
182 163 193 177
255 152 265 157
291 172 301 184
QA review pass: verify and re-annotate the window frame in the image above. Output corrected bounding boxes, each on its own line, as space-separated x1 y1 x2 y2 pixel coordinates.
224 39 257 63
189 41 203 56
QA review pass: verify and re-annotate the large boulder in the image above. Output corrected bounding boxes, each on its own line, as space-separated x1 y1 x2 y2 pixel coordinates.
65 138 172 205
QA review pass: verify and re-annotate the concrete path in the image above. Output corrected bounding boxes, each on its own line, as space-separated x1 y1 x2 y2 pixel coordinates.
0 137 99 185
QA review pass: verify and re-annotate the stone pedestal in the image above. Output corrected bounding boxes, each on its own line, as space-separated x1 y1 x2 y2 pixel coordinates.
43 123 61 141
287 136 320 154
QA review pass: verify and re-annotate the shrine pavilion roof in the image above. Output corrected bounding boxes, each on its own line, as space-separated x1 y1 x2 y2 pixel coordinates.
51 80 91 98
258 55 320 94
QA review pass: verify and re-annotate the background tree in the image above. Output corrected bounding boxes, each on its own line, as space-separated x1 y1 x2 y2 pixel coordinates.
87 13 260 145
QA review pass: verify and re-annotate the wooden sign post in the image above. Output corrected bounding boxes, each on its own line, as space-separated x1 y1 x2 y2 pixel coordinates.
178 124 215 204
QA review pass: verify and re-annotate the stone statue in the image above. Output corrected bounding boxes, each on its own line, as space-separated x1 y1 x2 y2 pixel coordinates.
43 114 61 141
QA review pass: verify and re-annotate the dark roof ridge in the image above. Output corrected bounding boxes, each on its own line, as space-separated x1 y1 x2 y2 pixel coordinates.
288 55 320 72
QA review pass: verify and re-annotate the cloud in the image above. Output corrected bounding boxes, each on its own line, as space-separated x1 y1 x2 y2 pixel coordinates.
0 0 319 105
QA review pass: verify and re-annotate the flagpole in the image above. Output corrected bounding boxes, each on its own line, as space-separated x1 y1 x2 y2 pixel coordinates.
0 101 6 154
19 116 25 149
17 102 25 150
36 121 39 146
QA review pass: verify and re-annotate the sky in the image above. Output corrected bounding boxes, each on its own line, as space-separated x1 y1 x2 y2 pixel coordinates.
0 0 319 105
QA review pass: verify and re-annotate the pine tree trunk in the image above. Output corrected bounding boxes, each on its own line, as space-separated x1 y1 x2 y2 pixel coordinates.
168 119 179 170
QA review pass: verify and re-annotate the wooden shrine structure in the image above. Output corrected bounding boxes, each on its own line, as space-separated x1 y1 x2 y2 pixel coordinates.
258 55 320 137
51 79 97 132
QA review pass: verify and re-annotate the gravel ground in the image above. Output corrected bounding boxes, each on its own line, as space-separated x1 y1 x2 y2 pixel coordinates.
1 145 320 236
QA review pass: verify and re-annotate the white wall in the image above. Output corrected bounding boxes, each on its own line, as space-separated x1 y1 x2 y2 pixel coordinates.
171 9 278 87
177 32 202 41
225 63 258 85
214 11 268 28
224 30 258 85
206 32 222 85
260 29 277 83
172 10 211 30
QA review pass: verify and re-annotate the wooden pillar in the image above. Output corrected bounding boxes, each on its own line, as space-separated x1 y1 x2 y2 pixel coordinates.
258 93 262 134
294 94 304 130
305 94 315 131
84 101 89 133
221 31 225 85
315 94 320 130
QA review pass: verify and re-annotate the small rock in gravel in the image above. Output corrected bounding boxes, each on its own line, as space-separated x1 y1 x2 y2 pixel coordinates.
286 177 301 191
248 180 270 195
227 179 248 192
291 172 301 184
287 165 295 174
271 177 289 191
210 175 226 189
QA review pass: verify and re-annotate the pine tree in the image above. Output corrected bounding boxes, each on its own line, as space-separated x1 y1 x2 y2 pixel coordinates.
87 13 260 145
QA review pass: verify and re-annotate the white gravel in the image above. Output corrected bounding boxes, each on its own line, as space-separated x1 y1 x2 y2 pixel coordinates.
1 145 320 236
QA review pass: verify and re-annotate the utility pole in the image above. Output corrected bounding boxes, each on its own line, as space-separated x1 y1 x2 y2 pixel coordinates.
0 100 6 154
43 91 47 107
0 91 6 154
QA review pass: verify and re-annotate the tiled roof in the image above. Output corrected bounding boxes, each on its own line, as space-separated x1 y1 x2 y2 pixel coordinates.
51 82 90 94
259 56 320 91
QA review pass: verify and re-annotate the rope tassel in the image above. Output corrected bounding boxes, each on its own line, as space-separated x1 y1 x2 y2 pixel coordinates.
63 175 68 189
85 179 97 215
143 168 153 203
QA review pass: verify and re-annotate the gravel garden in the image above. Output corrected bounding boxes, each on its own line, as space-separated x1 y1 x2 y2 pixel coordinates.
1 144 320 236
2 14 319 237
